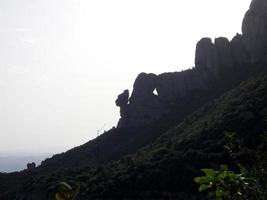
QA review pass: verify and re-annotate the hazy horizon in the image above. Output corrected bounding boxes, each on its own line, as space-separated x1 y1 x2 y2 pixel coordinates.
0 153 52 173
0 0 251 156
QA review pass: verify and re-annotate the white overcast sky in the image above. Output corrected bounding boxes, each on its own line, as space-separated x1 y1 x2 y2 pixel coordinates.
0 0 251 154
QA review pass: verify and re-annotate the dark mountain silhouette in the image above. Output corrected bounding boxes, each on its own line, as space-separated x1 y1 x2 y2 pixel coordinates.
1 0 267 199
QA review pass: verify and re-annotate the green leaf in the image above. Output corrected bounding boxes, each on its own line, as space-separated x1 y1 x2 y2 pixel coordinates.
220 165 228 171
199 184 210 192
194 176 213 184
216 187 227 199
201 168 216 176
194 177 201 183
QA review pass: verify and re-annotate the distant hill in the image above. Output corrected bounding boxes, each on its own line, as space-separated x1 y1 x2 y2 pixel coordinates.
0 154 51 173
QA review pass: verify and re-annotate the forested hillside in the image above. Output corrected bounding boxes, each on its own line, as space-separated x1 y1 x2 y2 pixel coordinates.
15 67 267 200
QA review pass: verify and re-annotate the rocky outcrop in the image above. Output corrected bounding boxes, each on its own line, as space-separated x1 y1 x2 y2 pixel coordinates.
115 34 254 128
130 73 157 98
242 0 267 63
230 34 251 66
215 37 234 70
195 36 251 72
116 90 129 118
116 0 267 129
156 70 208 103
116 73 164 128
27 162 36 170
195 38 218 70
116 70 212 128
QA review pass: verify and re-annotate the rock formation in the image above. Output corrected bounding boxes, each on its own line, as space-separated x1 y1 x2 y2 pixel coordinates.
230 34 251 66
115 89 129 118
116 73 164 128
116 70 211 128
195 37 218 70
214 37 233 70
116 0 267 129
242 0 267 63
27 162 36 170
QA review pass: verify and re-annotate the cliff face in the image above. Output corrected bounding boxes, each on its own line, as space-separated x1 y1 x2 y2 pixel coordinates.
116 0 267 129
115 38 246 128
242 0 267 63
116 67 216 128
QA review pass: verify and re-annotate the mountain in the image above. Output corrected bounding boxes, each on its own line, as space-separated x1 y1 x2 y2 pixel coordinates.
1 0 267 199
38 0 265 171
16 69 267 200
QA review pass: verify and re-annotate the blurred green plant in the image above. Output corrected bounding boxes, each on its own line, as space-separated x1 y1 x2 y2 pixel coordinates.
55 182 79 200
194 165 258 200
194 131 267 200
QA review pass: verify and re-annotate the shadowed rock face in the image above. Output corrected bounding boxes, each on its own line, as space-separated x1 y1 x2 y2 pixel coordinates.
116 73 164 128
230 34 251 65
195 36 250 72
130 73 157 99
116 70 211 128
115 89 129 119
116 0 267 129
115 37 251 128
27 162 36 170
242 0 267 63
195 37 218 70
115 36 251 128
156 70 208 103
115 90 129 107
215 37 234 70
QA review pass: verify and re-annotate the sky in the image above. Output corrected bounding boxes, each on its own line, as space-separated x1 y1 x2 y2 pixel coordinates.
0 0 251 155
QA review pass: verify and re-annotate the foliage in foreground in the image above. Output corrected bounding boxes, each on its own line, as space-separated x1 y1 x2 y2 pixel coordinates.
55 182 79 200
194 165 259 200
195 132 267 200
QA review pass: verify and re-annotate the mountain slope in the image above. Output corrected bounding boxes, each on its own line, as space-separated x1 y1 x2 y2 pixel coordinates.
16 66 267 200
38 0 267 171
38 64 255 172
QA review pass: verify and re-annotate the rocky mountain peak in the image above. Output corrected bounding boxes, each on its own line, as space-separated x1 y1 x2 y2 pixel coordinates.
242 0 267 63
116 0 267 129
